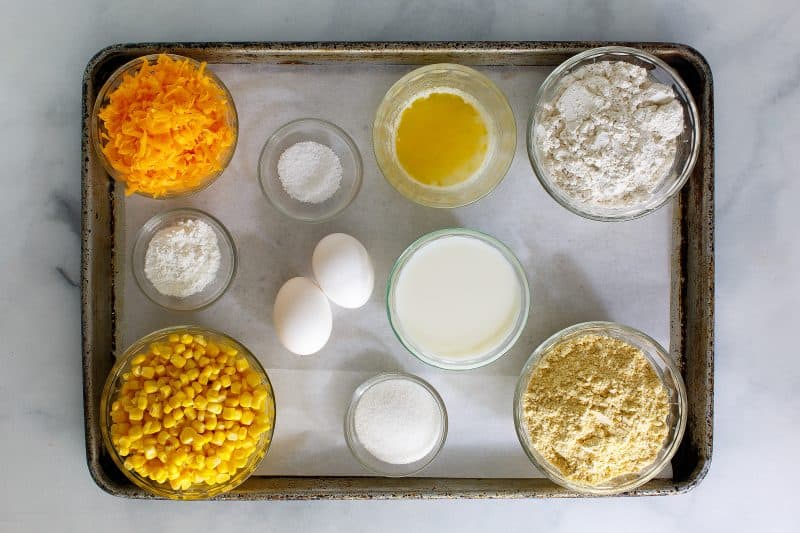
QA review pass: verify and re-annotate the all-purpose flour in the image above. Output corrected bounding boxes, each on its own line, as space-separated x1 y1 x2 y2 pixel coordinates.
534 61 684 208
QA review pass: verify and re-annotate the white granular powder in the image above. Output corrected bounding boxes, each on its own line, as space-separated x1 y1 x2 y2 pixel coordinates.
354 379 443 465
534 61 685 208
144 219 221 298
277 141 343 203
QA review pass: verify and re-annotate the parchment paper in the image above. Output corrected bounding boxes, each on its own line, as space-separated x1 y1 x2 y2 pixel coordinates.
120 63 673 478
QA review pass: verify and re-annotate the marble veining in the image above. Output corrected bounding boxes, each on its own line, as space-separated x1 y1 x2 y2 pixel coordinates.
1 0 799 532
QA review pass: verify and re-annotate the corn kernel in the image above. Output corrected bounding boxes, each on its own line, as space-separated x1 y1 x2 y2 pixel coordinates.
207 402 222 415
194 395 208 410
180 334 194 345
148 402 162 418
240 410 255 426
173 343 185 354
167 333 180 343
170 354 187 369
223 345 238 356
234 357 249 373
128 408 144 421
230 382 242 395
245 371 261 388
143 380 158 394
238 392 253 409
205 414 218 431
223 395 239 408
179 427 198 445
220 375 232 387
141 366 155 379
157 431 170 445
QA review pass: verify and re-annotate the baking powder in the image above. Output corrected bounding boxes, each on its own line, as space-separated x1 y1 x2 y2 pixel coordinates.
144 219 221 298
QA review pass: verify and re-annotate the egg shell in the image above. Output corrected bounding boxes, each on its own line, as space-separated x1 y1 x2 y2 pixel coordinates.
312 233 374 309
273 277 332 355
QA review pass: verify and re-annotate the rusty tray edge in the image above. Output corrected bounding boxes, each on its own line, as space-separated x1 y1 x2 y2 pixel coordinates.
81 41 714 500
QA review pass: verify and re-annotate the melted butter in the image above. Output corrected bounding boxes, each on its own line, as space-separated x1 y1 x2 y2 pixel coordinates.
394 91 489 187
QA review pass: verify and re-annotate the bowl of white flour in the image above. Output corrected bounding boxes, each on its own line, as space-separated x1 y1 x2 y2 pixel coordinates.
528 46 700 221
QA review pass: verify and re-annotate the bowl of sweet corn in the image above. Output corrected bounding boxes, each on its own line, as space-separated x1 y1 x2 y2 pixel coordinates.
100 326 276 499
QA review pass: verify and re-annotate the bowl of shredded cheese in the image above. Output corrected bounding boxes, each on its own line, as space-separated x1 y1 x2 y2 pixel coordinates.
91 54 238 198
513 321 687 495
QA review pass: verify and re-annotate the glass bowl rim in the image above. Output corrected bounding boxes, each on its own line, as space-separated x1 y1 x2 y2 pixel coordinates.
526 45 701 222
90 53 239 199
372 62 517 209
386 227 531 370
257 117 364 223
99 325 276 499
343 372 448 477
131 207 238 311
512 320 688 495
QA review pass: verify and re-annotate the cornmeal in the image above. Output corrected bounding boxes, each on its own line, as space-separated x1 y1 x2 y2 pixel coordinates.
522 334 670 485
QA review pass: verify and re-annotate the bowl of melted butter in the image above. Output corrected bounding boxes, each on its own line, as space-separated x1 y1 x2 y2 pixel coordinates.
373 64 516 208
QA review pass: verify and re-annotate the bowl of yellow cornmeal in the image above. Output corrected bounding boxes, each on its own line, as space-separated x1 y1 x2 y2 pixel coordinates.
373 64 516 208
513 321 687 495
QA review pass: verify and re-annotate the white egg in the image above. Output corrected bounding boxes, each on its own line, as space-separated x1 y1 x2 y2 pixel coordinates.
273 277 332 355
312 233 374 309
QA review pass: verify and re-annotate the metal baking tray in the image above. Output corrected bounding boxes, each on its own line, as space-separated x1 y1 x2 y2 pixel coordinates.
81 41 714 499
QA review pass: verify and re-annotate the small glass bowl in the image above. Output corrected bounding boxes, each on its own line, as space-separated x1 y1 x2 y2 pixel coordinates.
513 321 688 495
258 118 363 223
373 64 517 208
344 373 448 477
100 326 276 499
527 46 700 221
132 208 237 311
91 54 238 199
387 228 530 370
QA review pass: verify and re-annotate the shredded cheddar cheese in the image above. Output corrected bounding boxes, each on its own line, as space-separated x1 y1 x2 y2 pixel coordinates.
98 54 235 197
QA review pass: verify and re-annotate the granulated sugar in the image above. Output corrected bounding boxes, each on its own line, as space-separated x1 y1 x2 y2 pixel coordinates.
353 378 442 465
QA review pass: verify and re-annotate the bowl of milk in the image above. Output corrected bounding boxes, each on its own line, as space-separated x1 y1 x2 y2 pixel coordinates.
387 228 530 370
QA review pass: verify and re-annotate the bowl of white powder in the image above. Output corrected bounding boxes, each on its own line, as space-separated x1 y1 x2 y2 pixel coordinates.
528 46 700 221
344 373 447 477
132 208 237 310
258 118 363 223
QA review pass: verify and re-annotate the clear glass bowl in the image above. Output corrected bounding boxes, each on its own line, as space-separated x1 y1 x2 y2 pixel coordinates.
344 373 447 477
386 228 530 370
513 321 688 495
373 64 517 208
132 208 237 311
100 326 276 499
527 46 700 221
91 54 239 199
258 118 363 223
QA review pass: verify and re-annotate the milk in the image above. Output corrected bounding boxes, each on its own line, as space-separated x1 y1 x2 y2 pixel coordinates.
394 235 523 360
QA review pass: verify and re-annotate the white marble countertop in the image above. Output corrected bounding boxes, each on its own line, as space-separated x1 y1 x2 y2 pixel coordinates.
2 0 798 531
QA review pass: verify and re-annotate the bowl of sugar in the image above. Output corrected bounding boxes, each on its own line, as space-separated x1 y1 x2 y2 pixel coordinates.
344 373 447 477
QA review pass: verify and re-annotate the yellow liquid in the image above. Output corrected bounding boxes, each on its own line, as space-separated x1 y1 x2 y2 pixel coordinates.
394 91 489 187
